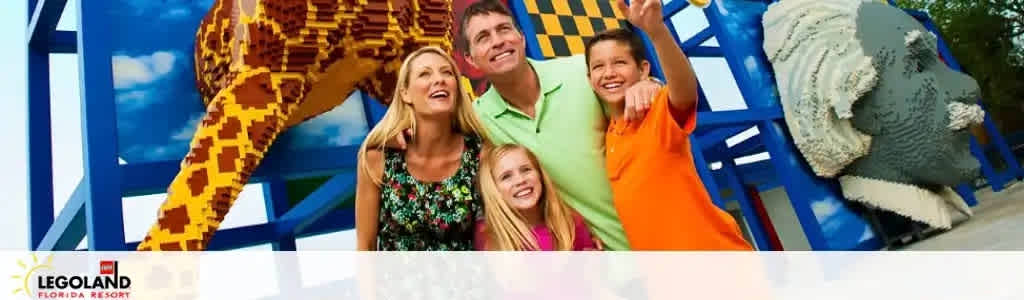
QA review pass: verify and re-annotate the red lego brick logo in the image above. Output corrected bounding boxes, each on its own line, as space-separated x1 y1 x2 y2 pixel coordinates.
99 261 115 275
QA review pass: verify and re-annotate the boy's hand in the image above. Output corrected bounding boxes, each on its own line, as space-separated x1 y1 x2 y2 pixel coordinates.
617 0 666 35
624 79 660 121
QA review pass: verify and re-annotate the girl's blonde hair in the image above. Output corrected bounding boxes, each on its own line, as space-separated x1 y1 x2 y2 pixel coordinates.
478 144 577 251
358 46 490 182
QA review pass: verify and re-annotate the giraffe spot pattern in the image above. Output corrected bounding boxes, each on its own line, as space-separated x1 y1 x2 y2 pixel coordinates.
232 73 277 110
185 137 214 166
217 117 242 140
159 205 192 234
160 242 183 251
217 146 240 173
187 169 209 197
243 21 286 71
247 118 279 153
278 78 305 106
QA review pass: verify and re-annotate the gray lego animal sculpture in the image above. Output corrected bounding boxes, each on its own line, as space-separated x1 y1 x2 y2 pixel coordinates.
762 0 985 229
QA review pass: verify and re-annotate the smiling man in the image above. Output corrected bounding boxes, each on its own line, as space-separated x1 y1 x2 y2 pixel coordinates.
458 0 661 251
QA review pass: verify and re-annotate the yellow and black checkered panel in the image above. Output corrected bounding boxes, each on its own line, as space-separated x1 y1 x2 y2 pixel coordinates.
523 0 630 58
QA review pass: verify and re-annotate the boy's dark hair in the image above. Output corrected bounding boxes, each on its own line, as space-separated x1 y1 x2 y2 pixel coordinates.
458 0 517 53
584 28 648 68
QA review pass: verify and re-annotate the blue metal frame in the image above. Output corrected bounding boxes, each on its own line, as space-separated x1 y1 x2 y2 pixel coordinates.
720 160 771 250
275 171 357 239
27 0 68 51
682 0 874 250
508 0 545 59
36 181 85 251
119 146 361 196
263 179 297 251
27 0 56 250
78 0 127 250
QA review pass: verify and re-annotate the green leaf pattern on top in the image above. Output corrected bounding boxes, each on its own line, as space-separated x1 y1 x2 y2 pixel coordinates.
376 135 483 251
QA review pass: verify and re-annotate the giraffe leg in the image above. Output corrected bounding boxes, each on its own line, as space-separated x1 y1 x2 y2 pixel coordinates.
138 68 306 251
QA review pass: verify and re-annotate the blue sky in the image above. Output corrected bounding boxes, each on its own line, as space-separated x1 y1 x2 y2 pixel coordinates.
0 0 871 251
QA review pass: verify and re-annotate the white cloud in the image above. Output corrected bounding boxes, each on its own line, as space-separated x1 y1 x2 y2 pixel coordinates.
172 113 204 142
112 51 179 89
288 92 369 148
811 200 841 223
116 90 147 103
161 8 192 19
144 145 173 161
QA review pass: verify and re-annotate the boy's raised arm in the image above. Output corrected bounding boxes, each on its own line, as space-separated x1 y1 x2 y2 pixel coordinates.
618 0 699 113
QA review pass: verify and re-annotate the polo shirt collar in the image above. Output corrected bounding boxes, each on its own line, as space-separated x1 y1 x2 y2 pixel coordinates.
486 58 564 118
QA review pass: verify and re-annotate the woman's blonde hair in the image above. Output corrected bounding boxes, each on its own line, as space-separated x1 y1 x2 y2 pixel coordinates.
478 144 578 251
358 46 490 182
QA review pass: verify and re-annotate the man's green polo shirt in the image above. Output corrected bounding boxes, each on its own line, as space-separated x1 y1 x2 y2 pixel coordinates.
474 55 629 250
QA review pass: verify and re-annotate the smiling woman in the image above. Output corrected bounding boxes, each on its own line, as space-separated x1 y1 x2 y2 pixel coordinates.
355 46 492 251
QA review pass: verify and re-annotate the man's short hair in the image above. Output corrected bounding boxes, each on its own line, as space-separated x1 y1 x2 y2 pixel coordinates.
458 0 517 53
584 28 648 68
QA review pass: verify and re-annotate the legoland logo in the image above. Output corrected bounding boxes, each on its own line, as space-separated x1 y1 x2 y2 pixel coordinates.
10 254 132 299
11 254 53 298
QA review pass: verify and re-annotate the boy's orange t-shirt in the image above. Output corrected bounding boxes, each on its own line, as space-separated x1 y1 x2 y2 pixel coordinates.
605 87 751 250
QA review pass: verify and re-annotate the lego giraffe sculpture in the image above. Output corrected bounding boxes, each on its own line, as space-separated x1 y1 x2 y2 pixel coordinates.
137 0 454 251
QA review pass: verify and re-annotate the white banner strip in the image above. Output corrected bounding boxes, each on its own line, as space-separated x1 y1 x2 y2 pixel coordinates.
2 251 1022 300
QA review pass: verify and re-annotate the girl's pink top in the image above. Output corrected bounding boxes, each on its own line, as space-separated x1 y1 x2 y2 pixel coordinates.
474 214 597 250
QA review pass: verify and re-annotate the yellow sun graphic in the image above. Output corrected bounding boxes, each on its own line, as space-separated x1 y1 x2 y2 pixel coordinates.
10 253 54 297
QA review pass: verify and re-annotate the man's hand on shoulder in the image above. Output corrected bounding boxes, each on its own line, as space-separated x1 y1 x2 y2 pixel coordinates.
624 78 662 121
383 128 414 150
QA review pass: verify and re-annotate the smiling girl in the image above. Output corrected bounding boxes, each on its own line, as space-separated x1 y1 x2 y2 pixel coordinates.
474 144 599 251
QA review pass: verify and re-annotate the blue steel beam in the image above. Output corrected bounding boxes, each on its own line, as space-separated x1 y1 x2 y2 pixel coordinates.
711 159 777 191
36 181 86 251
125 223 275 251
721 160 772 250
123 209 356 250
704 139 765 163
27 0 68 50
685 46 723 57
362 93 387 128
263 179 297 251
756 120 831 250
78 0 127 250
695 80 712 112
703 0 867 250
275 171 357 239
696 107 784 129
692 138 726 208
695 125 752 151
297 208 356 238
27 24 54 250
50 30 76 53
663 0 690 20
508 0 544 59
681 28 715 52
120 145 361 196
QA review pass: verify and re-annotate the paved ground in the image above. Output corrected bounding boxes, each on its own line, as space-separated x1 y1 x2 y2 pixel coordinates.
901 180 1024 250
